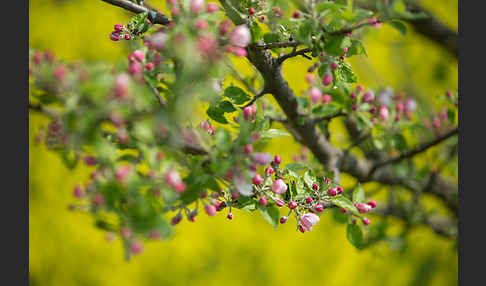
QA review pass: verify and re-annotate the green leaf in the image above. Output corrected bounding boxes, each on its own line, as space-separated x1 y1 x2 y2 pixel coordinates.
324 35 351 56
303 170 317 188
332 208 349 224
259 129 290 139
224 86 251 105
295 20 314 44
388 20 407 35
218 100 236 113
347 39 367 57
316 2 345 13
263 33 280 44
235 196 258 211
331 196 358 213
312 104 339 116
250 21 263 43
347 223 364 249
259 205 280 228
206 106 228 124
338 62 357 83
352 185 366 203
285 163 307 178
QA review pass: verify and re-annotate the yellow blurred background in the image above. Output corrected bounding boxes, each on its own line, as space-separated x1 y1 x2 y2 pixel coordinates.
29 1 457 285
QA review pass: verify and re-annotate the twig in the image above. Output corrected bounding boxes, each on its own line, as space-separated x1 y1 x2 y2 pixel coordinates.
371 128 458 174
252 41 302 50
277 48 313 64
241 89 267 108
101 0 170 25
311 111 346 125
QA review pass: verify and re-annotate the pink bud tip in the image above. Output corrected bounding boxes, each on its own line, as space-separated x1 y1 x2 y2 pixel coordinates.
131 241 144 254
145 62 154 71
289 201 297 209
259 197 268 206
305 74 315 84
272 179 288 194
248 7 255 15
280 216 288 224
305 197 313 204
276 199 285 207
362 218 370 225
196 20 208 30
207 2 219 13
350 92 357 99
252 174 263 185
327 188 337 196
356 85 364 93
322 74 333 86
330 62 338 70
265 167 274 175
337 186 343 194
315 204 324 212
205 204 217 216
357 203 372 213
312 183 319 191
260 15 266 21
341 208 348 213
367 201 377 208
273 155 282 164
244 144 253 154
73 185 85 198
293 10 301 18
343 47 349 53
110 32 121 41
114 24 123 32
322 94 332 104
190 0 205 14
298 224 306 233
227 213 233 220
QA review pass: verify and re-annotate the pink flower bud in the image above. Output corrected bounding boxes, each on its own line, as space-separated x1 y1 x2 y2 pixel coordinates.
280 216 287 224
165 170 182 188
73 184 85 198
324 177 331 184
150 32 168 49
54 65 67 80
379 105 389 121
337 186 343 194
396 102 404 112
196 20 208 30
260 15 266 21
234 47 247 57
343 47 349 54
357 203 372 213
305 196 313 204
351 104 358 111
433 117 441 129
131 50 145 62
330 62 338 70
446 90 452 98
362 217 371 225
289 201 297 209
362 91 375 103
249 164 257 171
367 201 377 208
227 213 233 220
248 7 255 15
322 94 332 104
327 188 337 196
404 98 417 113
231 191 240 200
369 107 377 114
207 2 219 13
293 10 301 18
312 183 319 191
315 204 324 212
171 214 182 225
265 167 273 176
244 144 253 154
174 182 186 193
252 133 260 141
253 152 272 165
259 197 268 206
110 32 121 41
205 204 217 216
219 20 232 36
93 193 104 206
190 0 205 14
145 62 154 71
300 212 319 231
115 166 131 182
310 87 322 103
341 208 348 213
121 227 132 239
350 92 357 99
272 179 287 194
322 74 333 86
273 155 282 164
171 6 181 16
356 85 364 93
124 34 131 40
114 24 123 32
230 25 251 47
128 61 143 75
276 199 284 207
84 156 97 166
298 224 306 233
252 174 263 185
369 17 382 28
131 240 144 254
305 74 315 84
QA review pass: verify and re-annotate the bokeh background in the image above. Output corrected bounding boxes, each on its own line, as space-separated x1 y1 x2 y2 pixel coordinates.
29 0 458 285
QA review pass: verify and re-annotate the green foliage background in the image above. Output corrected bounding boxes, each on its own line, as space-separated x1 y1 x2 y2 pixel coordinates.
29 0 457 285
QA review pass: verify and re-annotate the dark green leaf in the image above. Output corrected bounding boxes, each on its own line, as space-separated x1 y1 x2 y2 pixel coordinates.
224 86 251 105
218 100 236 113
388 20 407 35
263 33 280 44
206 106 228 124
324 35 351 56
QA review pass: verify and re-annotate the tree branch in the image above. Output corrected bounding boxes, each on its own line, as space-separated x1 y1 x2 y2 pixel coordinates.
371 128 458 172
311 111 346 125
101 0 171 25
277 48 313 64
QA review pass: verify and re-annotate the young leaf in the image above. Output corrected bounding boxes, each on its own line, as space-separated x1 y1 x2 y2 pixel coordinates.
259 129 290 139
259 205 280 228
347 223 364 249
388 20 407 35
331 196 359 213
352 185 366 203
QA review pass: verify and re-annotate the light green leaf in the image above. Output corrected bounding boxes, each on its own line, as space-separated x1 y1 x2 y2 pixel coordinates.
352 184 366 203
347 223 364 249
259 205 280 228
260 129 290 139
